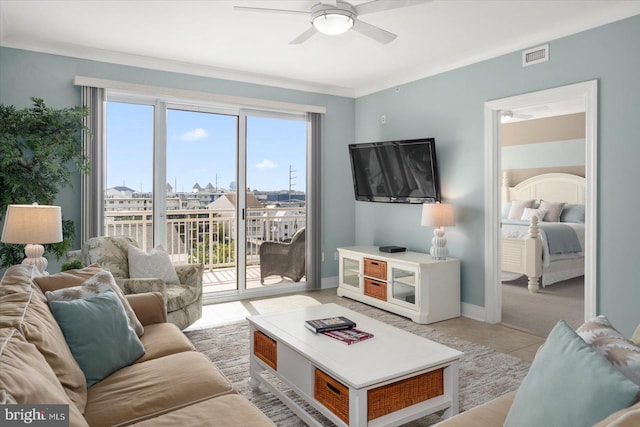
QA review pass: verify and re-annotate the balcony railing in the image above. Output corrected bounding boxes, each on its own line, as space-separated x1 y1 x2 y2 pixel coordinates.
104 207 305 272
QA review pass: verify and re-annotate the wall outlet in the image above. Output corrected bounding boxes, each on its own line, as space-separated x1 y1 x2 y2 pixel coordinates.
381 114 386 124
321 252 324 262
334 252 339 261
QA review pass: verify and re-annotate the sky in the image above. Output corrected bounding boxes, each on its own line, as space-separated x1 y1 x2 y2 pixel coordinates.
106 102 307 193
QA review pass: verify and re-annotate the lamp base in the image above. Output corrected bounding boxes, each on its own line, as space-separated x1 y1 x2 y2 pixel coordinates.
430 227 449 261
22 244 49 275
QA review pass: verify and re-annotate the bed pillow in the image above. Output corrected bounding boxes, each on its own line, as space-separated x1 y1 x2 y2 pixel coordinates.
502 202 512 219
520 208 546 222
49 290 145 387
539 200 565 222
508 200 535 220
128 244 179 285
561 204 586 223
504 320 640 427
45 270 144 337
576 315 640 385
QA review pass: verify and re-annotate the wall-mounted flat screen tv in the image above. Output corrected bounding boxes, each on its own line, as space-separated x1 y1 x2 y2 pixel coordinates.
348 138 441 203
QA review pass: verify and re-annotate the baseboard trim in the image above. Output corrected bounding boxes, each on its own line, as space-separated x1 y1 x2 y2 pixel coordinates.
321 275 338 289
461 302 486 322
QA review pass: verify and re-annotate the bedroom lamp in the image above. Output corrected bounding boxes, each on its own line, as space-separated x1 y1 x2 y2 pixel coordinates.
1 203 63 275
421 203 455 260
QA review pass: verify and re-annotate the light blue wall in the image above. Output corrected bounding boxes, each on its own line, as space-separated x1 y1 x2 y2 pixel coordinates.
354 14 640 335
0 47 356 278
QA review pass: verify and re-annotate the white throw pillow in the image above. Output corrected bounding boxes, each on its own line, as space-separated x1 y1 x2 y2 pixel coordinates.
507 200 535 220
520 208 546 222
128 244 180 285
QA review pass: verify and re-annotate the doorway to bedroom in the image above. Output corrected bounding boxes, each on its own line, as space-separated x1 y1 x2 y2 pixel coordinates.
499 109 586 336
483 81 598 335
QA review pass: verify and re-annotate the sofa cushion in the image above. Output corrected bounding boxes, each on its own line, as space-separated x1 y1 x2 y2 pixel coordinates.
594 401 640 427
45 270 144 337
0 264 88 413
49 290 146 387
128 244 180 285
576 315 640 385
504 320 640 427
0 328 89 427
129 394 275 427
135 323 196 364
166 283 199 311
83 351 234 427
32 264 103 293
433 391 514 427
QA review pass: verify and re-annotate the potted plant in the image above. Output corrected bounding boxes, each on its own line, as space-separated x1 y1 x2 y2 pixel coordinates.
0 97 90 268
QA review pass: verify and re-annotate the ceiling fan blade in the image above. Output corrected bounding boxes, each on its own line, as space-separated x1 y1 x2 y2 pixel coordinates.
355 0 430 16
352 19 397 44
289 27 318 45
233 6 308 16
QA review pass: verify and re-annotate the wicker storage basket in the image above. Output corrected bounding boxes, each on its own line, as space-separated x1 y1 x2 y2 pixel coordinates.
364 278 387 301
367 368 444 420
253 330 277 370
363 258 387 280
314 369 349 423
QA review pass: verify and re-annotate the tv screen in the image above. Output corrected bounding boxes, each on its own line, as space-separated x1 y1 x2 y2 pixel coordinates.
348 138 441 203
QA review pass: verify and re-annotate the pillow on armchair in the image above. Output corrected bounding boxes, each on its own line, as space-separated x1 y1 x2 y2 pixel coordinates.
127 245 179 285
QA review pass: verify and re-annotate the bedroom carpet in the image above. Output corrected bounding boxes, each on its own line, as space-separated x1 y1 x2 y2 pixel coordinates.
502 275 584 337
185 298 530 426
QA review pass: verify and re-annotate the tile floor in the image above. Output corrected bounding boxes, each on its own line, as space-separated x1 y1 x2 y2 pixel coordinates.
185 288 545 363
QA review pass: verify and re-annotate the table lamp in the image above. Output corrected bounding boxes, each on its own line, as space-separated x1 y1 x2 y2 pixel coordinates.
421 203 455 260
1 203 63 274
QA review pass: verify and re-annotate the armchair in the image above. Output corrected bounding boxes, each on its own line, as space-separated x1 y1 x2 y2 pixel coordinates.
259 227 306 284
68 236 203 330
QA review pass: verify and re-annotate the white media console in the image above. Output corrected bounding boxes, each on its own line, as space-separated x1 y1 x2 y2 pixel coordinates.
337 246 460 324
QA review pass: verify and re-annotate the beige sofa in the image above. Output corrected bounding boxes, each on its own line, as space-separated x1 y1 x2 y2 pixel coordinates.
0 264 274 427
435 327 640 427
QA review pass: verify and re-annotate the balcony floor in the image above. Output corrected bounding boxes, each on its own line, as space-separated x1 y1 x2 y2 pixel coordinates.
203 265 305 293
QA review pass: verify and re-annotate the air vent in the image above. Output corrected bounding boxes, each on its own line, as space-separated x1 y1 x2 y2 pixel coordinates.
522 44 549 67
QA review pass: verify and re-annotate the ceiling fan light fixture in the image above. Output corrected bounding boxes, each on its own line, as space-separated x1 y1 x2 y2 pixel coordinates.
311 2 355 35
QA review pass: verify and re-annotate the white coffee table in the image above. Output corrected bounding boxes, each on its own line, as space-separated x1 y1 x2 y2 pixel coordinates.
247 303 462 427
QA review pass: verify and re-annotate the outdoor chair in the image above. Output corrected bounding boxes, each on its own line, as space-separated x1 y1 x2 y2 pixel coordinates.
68 235 204 330
259 227 306 284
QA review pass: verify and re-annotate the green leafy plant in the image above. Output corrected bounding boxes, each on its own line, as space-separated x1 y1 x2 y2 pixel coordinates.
61 259 85 272
0 97 90 268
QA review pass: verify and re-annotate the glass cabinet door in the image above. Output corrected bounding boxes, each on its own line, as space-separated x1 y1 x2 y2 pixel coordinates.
341 256 361 289
389 265 418 308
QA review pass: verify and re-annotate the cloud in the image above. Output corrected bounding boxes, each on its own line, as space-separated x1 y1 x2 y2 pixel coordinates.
180 128 208 141
255 159 277 170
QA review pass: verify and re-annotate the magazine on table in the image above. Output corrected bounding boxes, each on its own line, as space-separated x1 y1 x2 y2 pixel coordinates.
304 316 356 334
321 328 374 345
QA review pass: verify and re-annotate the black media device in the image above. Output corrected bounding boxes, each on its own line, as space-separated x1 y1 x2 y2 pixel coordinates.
379 246 407 253
348 138 441 204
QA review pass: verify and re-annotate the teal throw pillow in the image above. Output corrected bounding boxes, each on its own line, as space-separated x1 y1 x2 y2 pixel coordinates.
504 320 640 427
49 290 145 387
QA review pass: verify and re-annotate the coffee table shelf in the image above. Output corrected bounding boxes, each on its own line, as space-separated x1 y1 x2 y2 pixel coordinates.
247 304 462 426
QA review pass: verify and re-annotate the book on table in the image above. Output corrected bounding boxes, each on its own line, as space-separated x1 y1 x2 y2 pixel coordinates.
304 316 356 334
322 328 374 345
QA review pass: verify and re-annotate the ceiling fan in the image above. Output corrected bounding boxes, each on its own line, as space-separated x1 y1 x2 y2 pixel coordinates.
234 0 430 45
501 106 549 122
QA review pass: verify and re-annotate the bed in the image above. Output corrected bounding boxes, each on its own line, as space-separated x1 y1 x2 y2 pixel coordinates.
501 172 585 293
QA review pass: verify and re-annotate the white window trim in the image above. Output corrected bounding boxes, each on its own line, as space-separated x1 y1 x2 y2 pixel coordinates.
74 76 326 114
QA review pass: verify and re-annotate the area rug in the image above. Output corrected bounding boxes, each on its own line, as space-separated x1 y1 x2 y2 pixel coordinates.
184 299 530 426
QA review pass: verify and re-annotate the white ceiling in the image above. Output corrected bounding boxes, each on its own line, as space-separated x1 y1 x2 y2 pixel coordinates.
1 0 640 98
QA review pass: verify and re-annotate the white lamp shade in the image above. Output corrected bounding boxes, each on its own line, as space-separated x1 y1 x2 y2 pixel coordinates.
1 204 63 244
421 203 455 227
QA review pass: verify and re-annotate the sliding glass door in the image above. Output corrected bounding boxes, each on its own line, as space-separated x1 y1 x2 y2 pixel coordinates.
105 98 313 300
